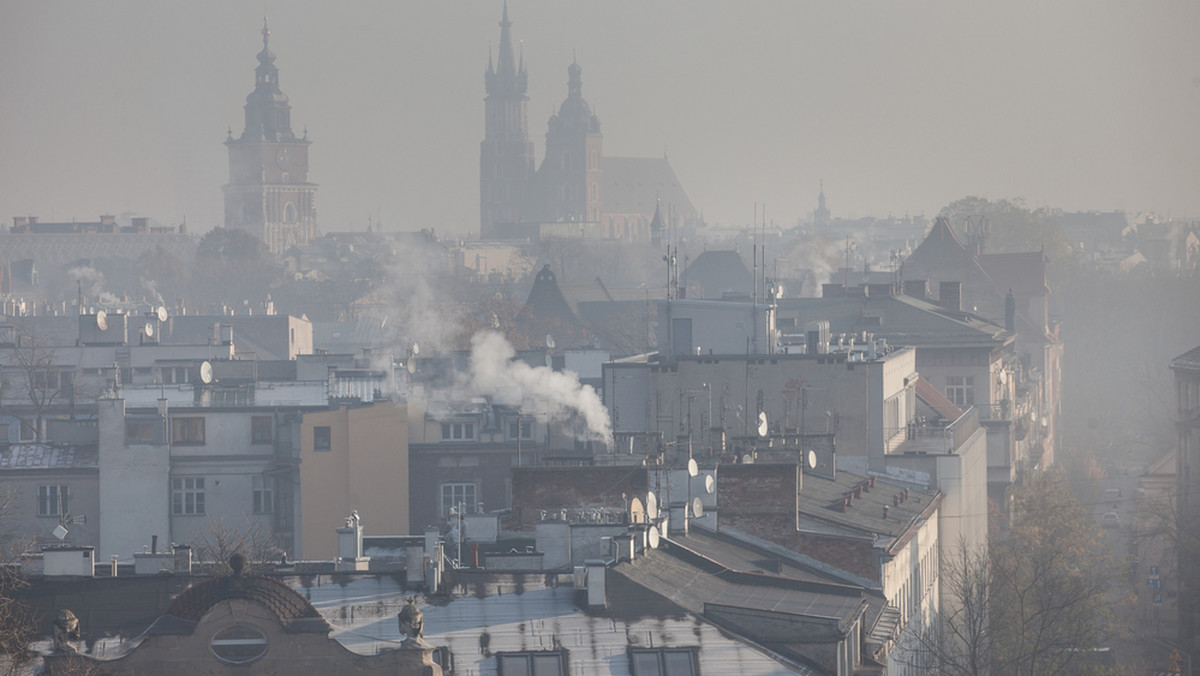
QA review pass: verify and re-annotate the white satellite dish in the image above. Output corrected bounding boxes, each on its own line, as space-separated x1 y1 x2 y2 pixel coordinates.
52 523 68 542
757 412 768 437
199 361 214 384
156 306 168 322
646 491 658 520
691 497 704 519
545 334 555 350
96 310 108 331
807 450 818 469
411 342 420 356
687 458 698 477
742 454 755 464
648 524 661 549
143 322 154 338
704 474 715 494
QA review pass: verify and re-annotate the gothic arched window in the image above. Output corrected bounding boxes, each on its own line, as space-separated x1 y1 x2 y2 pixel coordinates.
284 202 297 224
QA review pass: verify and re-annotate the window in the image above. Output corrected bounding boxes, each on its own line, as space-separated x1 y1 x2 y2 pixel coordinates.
440 422 475 441
441 483 477 519
629 648 698 676
37 485 69 517
508 420 533 440
171 417 206 444
210 624 268 664
253 476 273 514
19 419 36 442
313 425 331 451
165 366 189 384
252 416 273 444
945 376 975 408
125 419 158 443
172 477 205 515
498 651 565 676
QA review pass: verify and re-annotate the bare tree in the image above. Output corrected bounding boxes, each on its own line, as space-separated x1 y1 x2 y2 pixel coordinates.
0 322 73 442
0 488 36 676
989 472 1124 676
909 537 992 676
193 517 284 575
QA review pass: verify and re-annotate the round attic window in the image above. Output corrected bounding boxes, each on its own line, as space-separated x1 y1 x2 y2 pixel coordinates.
210 624 268 664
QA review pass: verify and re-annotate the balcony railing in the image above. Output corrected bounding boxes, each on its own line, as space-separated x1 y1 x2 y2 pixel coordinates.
886 407 980 455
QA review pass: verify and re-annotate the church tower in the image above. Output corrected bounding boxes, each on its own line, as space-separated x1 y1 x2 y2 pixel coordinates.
535 58 602 224
223 19 317 254
480 2 535 239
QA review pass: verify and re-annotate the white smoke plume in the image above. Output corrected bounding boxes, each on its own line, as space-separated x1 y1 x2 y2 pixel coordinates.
68 266 119 305
467 331 612 447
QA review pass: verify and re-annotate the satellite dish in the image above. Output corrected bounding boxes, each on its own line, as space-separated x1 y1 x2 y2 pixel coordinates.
96 310 108 331
742 454 755 464
757 412 768 437
646 492 658 520
687 458 698 477
143 322 154 338
199 361 214 384
691 497 704 519
411 342 420 356
156 306 168 322
545 334 556 350
807 450 818 469
629 497 645 524
648 525 661 549
704 474 715 494
52 523 68 542
406 359 416 375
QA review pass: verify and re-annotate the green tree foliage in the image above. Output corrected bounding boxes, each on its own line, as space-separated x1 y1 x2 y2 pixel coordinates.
938 197 1069 259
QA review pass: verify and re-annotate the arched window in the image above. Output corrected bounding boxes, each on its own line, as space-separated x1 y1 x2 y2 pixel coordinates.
283 202 297 224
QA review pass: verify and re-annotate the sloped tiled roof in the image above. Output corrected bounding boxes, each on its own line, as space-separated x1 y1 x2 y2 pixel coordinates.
165 573 328 631
913 376 964 422
979 252 1049 296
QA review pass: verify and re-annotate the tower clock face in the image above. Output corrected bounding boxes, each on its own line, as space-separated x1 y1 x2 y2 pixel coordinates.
275 147 290 169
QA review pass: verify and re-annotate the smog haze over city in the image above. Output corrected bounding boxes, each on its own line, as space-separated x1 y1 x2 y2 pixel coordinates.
2 2 1200 675
2 1 1198 232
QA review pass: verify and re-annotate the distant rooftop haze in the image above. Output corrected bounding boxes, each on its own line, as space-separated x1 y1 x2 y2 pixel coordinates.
1 1 1197 235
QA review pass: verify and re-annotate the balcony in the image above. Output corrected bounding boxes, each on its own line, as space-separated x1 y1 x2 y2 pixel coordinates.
886 407 980 455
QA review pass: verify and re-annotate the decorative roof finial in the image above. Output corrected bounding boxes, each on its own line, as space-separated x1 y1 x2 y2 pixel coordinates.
262 16 270 47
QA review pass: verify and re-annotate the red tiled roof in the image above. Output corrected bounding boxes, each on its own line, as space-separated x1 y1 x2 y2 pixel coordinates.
913 376 963 422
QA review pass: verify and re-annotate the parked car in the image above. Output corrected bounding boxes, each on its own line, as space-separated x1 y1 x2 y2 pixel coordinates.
1101 512 1121 528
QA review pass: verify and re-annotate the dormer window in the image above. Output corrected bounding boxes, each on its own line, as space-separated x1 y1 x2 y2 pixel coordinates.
441 422 475 441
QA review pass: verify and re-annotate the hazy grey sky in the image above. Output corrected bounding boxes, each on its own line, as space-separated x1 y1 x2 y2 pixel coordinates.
2 1 1197 236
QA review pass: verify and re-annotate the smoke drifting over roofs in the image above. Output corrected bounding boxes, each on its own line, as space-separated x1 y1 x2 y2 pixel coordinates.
466 331 613 447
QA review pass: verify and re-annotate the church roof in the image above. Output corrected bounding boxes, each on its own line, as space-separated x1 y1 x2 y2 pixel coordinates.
602 157 697 219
